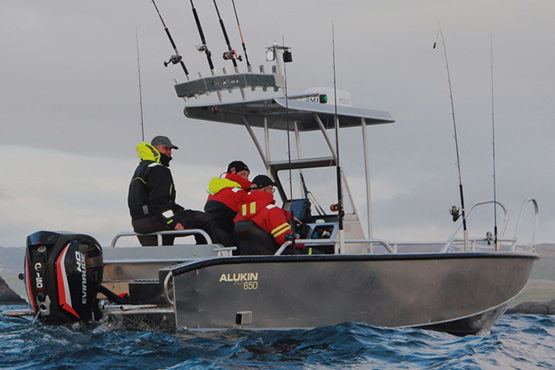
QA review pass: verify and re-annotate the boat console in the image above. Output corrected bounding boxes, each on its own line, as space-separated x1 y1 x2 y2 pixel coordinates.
283 198 338 253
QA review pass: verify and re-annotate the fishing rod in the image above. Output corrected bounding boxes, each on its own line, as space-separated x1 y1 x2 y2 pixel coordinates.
151 0 190 80
136 28 145 142
490 35 499 251
231 0 251 71
189 0 222 101
434 24 469 250
281 36 297 249
212 0 242 71
331 22 345 253
190 0 215 71
212 0 246 99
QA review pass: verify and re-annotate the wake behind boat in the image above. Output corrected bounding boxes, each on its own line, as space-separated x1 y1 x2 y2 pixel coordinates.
2 6 540 336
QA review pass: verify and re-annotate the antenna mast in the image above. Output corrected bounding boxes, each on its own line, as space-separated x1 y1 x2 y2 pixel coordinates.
136 28 145 142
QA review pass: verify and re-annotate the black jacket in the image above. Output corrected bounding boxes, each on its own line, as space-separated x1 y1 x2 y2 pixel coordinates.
128 142 183 229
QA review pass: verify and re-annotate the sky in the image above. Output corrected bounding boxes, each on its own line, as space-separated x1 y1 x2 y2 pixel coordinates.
1 0 554 248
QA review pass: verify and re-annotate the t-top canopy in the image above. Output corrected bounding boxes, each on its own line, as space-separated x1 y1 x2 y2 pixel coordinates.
183 96 394 132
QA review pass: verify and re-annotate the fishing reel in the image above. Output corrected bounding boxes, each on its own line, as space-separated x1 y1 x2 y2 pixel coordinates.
449 205 460 222
164 54 182 67
486 231 493 245
223 49 242 61
196 44 212 57
330 203 345 217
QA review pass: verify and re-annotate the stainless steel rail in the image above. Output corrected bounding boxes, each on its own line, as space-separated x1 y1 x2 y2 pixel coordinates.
275 238 394 256
511 198 539 251
441 199 538 253
164 271 175 306
110 229 212 247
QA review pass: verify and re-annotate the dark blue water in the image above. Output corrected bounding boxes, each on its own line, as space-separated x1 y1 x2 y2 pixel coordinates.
1 306 554 369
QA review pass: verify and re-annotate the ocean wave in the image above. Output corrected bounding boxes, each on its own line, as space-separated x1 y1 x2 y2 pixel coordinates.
1 307 554 369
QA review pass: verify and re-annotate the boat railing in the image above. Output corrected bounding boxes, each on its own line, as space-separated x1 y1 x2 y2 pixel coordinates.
511 198 539 251
388 241 445 253
445 200 509 244
441 237 523 253
110 230 235 256
164 271 174 306
441 198 538 253
275 238 395 256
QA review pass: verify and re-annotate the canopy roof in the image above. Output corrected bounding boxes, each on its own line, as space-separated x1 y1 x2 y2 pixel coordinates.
183 96 394 132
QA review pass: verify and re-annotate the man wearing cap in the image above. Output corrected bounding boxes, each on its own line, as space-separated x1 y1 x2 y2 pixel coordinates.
234 174 303 253
204 161 251 247
128 135 219 246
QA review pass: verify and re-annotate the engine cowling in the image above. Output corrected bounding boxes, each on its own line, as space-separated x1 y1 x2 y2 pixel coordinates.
24 231 103 324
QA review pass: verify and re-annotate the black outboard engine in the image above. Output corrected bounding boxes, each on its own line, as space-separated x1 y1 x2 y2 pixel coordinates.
24 231 103 324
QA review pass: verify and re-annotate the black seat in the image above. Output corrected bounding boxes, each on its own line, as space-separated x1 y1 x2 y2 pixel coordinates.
234 221 280 255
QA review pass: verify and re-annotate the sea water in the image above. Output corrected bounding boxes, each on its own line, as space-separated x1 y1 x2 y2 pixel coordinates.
0 306 554 369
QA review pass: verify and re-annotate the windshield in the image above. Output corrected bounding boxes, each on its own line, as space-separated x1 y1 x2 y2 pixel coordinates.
275 167 355 217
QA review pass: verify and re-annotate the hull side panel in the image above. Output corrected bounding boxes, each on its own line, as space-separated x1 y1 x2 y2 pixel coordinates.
172 254 536 332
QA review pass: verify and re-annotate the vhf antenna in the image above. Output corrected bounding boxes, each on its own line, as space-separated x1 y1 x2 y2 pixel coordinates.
136 28 145 142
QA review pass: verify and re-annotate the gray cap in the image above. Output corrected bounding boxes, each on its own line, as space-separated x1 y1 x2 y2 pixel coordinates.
151 135 178 149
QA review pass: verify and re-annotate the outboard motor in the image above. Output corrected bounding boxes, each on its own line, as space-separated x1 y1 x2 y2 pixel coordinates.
24 231 103 324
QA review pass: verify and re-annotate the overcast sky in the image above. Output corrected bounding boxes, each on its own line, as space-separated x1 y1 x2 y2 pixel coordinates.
1 0 554 248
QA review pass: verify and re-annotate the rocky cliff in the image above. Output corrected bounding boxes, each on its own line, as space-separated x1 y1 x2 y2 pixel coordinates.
506 300 555 315
0 275 26 305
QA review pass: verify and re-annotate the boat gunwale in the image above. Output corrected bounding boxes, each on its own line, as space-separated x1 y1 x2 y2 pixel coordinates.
168 251 539 276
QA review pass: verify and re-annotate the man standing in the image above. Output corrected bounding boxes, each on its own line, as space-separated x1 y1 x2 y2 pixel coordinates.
204 161 251 247
128 135 218 246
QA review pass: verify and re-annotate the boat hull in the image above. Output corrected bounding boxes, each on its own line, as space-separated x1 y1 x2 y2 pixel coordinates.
169 252 537 335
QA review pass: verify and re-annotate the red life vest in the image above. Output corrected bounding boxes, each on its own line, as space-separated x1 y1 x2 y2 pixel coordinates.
234 191 293 246
206 172 251 212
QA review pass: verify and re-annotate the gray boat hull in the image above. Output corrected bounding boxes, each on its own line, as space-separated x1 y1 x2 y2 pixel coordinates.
169 252 537 335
